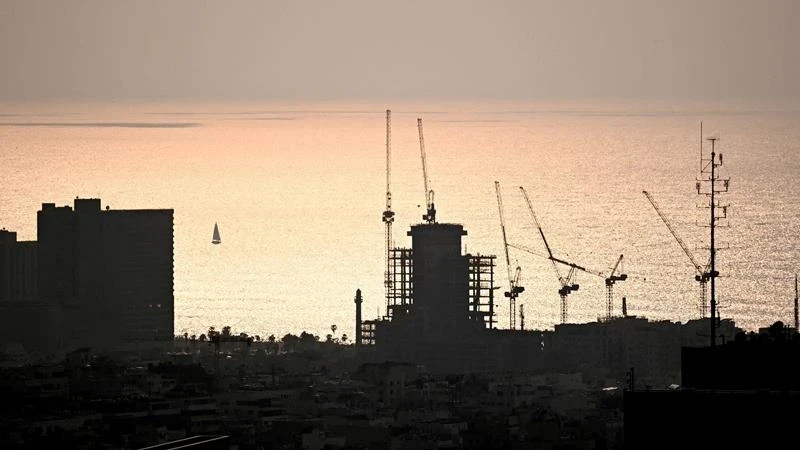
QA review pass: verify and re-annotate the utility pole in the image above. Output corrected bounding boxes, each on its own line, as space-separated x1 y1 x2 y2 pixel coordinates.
697 136 729 347
709 137 718 347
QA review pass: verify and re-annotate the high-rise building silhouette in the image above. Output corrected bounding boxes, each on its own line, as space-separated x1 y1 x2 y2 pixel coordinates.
0 229 37 303
37 198 174 350
0 228 58 355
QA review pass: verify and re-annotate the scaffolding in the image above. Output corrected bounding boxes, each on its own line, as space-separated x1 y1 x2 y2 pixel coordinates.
384 247 495 329
386 247 414 319
467 254 496 329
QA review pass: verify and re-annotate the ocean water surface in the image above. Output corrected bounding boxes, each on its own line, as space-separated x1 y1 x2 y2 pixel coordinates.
1 100 799 337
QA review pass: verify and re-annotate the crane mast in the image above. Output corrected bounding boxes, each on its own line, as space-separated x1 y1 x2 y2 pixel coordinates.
418 118 436 223
495 181 524 329
382 110 395 317
604 254 627 321
643 190 710 317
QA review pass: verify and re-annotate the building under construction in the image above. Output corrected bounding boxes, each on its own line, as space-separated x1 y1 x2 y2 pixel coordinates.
355 110 545 372
359 221 542 373
385 224 496 330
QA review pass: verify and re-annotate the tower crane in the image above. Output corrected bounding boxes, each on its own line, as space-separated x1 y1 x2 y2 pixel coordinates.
495 181 524 329
508 241 624 321
643 190 713 317
509 241 605 323
604 255 627 321
382 110 395 316
418 118 436 223
518 187 604 323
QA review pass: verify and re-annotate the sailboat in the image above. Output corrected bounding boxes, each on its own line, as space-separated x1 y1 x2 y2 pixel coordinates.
212 223 221 245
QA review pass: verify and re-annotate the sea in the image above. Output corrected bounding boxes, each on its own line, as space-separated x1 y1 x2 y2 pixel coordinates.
1 100 799 339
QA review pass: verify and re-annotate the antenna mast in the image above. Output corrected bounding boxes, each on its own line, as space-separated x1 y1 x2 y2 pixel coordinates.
699 121 703 172
697 135 729 347
382 110 395 317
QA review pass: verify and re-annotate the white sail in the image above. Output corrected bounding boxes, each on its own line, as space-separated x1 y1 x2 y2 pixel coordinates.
212 223 221 244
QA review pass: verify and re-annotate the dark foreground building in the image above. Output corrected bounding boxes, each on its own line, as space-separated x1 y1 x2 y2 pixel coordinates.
139 435 230 450
0 229 59 356
33 198 174 352
624 333 800 448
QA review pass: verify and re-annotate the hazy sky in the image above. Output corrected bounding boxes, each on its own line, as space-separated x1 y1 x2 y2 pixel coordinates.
1 0 798 103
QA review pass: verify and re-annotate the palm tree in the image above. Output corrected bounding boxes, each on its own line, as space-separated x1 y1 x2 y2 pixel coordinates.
282 333 299 353
299 331 319 350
